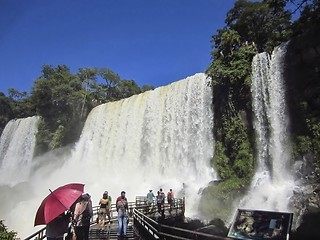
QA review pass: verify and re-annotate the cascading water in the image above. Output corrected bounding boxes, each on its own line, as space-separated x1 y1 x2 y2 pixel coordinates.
240 43 295 211
0 116 39 186
0 73 216 238
73 73 215 189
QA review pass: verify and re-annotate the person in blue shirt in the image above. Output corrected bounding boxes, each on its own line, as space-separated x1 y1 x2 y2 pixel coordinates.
146 189 155 213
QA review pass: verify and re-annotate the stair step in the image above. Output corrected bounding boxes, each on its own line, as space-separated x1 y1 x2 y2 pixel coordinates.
89 226 135 239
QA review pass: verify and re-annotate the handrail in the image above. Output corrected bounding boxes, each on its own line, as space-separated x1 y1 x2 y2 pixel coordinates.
134 196 185 216
132 198 230 240
24 201 136 240
24 227 46 240
132 207 230 240
158 223 230 240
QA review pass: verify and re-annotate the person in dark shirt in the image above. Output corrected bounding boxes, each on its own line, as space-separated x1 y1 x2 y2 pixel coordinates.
46 212 70 240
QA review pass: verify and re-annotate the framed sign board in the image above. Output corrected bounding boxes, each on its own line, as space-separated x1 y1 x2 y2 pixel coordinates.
227 209 293 240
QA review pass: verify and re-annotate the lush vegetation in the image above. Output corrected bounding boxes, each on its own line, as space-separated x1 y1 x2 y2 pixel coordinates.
201 0 320 219
0 220 16 240
0 65 154 155
286 27 320 171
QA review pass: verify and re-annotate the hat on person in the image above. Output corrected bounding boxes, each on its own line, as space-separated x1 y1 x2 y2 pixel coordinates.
82 193 91 200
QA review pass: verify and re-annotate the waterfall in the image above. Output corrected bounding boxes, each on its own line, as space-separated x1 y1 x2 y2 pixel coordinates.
0 116 39 186
0 73 216 238
240 43 294 211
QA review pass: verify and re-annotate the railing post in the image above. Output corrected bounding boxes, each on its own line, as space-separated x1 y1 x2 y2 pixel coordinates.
182 197 185 214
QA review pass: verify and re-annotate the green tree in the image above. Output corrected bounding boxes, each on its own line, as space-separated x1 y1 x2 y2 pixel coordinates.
0 92 14 135
31 65 85 153
77 67 100 113
7 88 35 118
292 0 320 35
213 141 233 179
0 220 17 240
225 0 292 52
141 85 155 92
98 68 121 101
116 80 141 99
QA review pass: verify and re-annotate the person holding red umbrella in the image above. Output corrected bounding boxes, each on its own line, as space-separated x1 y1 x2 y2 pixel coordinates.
46 212 70 240
34 183 85 239
73 193 93 240
34 183 85 227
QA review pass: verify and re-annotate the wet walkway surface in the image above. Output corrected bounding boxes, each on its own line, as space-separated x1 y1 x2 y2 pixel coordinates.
89 219 137 240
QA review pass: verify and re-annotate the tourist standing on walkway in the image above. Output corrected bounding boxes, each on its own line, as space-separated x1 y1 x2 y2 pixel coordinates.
156 189 165 216
159 188 166 216
73 193 93 240
156 191 162 214
46 212 70 240
116 191 129 238
167 189 174 213
146 189 155 213
98 191 112 230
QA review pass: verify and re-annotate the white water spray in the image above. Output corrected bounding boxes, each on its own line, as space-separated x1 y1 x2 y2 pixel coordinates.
0 73 216 238
0 116 39 186
240 44 294 211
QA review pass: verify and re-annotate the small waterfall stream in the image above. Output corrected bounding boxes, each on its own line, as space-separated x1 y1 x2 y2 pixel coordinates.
240 44 295 211
0 116 39 186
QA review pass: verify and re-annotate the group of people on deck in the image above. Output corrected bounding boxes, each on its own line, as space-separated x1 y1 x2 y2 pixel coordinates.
96 190 130 239
146 188 175 216
46 190 129 240
46 188 175 240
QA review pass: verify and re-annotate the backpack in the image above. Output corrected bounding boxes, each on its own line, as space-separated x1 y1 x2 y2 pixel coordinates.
100 196 112 208
117 198 128 212
77 203 91 226
157 195 163 204
167 192 173 201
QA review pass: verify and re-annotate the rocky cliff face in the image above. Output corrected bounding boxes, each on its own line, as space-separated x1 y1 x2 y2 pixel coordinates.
284 27 320 238
285 27 320 137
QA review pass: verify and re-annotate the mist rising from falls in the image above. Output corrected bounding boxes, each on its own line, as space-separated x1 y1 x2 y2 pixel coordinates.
240 44 294 211
0 73 216 238
0 116 39 186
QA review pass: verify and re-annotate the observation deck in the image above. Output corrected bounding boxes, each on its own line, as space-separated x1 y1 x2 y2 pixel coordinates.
26 196 230 240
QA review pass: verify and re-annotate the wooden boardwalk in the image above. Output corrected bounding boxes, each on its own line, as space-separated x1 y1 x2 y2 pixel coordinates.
25 197 189 240
89 219 136 240
87 203 184 239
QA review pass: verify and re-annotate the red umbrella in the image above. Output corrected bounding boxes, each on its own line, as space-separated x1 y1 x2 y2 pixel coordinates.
34 183 84 226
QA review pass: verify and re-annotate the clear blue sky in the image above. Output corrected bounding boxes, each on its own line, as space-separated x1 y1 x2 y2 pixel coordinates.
0 0 237 95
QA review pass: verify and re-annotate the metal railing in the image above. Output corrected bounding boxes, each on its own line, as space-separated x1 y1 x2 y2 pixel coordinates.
24 200 136 240
132 199 230 240
24 227 46 240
